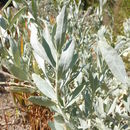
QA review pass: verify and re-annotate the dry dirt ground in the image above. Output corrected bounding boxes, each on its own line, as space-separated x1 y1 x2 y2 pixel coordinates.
0 89 30 130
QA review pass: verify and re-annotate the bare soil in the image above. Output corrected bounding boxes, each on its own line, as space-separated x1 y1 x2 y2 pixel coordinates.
0 89 30 130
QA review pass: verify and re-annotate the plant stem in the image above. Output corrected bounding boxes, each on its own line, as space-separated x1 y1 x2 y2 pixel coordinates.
0 81 33 88
56 53 59 102
55 52 69 123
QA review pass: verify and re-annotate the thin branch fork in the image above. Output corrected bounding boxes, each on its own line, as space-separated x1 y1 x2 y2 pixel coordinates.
0 81 33 88
0 70 15 79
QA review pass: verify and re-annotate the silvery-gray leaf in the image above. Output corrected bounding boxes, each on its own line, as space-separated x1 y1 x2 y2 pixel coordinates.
98 39 128 84
94 97 106 118
29 23 53 66
48 120 65 130
32 73 56 101
98 26 106 40
115 39 126 50
9 38 21 66
43 21 56 62
66 84 85 108
55 5 67 52
33 51 46 75
28 96 56 107
59 39 75 73
74 72 83 87
41 35 56 67
95 118 111 130
78 118 90 130
107 97 117 115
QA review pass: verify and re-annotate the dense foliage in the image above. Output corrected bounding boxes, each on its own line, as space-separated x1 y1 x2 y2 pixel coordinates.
0 0 130 129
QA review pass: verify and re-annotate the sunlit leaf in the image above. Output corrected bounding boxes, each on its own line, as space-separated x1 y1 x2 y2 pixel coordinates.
32 73 56 101
30 23 55 67
54 114 65 124
9 38 21 66
95 118 111 130
42 36 56 67
58 39 75 79
55 5 67 53
94 97 106 118
43 21 56 62
98 27 128 84
78 118 89 130
49 119 65 130
66 84 85 108
33 51 46 75
107 97 117 115
28 96 56 107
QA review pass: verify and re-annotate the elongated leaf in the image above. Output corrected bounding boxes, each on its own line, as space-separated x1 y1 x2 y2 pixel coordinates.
32 0 37 19
42 36 56 67
84 91 92 116
95 118 111 130
94 97 106 118
43 21 56 62
66 84 85 108
78 118 89 130
88 70 100 92
58 39 75 79
2 0 12 10
9 38 21 66
5 62 28 80
0 16 8 30
32 73 56 101
55 5 67 52
98 40 128 84
30 23 54 67
33 51 46 75
54 114 65 124
28 96 56 107
52 24 57 43
49 120 65 130
69 53 78 69
10 86 35 94
107 97 117 115
10 6 26 26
